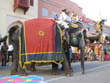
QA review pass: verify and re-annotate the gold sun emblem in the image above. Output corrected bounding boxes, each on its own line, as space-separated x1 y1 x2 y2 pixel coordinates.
38 30 45 37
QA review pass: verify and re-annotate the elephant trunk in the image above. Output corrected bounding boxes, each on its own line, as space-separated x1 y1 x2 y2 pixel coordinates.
85 30 102 42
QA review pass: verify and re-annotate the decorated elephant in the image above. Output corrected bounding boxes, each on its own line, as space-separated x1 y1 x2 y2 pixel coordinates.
60 21 101 74
8 19 72 76
8 19 101 76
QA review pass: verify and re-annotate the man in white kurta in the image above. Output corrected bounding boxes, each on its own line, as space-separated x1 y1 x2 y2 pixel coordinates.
57 9 71 29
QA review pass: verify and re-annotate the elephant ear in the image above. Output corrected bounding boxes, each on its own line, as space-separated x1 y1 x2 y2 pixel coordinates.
74 21 83 29
70 24 79 28
70 21 84 33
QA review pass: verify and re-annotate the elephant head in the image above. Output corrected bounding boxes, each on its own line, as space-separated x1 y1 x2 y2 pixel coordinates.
8 21 23 44
63 21 102 74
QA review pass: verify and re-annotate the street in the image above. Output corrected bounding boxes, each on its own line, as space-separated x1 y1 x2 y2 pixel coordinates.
0 61 110 83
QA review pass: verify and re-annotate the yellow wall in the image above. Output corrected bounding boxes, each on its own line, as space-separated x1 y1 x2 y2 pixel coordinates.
0 0 38 36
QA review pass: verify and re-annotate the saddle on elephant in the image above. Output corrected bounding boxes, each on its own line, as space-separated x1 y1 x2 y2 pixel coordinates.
19 18 64 69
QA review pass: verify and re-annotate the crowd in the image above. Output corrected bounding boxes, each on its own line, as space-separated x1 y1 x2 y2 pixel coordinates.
55 8 89 29
69 39 110 62
85 40 110 61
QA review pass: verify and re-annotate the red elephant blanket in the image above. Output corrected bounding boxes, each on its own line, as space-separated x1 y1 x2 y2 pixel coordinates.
19 18 63 68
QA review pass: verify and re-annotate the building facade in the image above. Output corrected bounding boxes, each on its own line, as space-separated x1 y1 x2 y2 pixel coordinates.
0 0 110 37
38 0 83 18
0 0 38 36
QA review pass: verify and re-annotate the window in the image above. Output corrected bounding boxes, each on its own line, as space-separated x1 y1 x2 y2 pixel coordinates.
42 8 48 16
30 0 34 6
52 11 57 18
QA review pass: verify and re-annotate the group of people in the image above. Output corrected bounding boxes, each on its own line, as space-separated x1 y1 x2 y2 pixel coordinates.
55 8 83 30
69 46 80 62
55 8 89 30
85 40 110 61
69 39 110 62
0 40 14 66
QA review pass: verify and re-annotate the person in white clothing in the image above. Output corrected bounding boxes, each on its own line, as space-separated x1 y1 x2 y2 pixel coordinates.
8 43 14 62
57 9 71 29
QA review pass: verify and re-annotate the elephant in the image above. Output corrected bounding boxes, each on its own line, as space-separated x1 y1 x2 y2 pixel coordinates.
8 20 72 76
59 21 102 74
8 19 101 76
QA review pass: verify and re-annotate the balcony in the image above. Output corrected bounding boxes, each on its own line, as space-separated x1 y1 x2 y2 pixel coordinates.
13 0 30 14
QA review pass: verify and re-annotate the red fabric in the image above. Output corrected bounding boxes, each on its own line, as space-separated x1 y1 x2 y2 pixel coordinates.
24 18 56 53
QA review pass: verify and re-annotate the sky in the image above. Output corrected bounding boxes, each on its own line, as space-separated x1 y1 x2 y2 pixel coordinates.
70 0 110 26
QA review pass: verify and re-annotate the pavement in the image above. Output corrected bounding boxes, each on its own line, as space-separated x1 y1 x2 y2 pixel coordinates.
0 61 110 83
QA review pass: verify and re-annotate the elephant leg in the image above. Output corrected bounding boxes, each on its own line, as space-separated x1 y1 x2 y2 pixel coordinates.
79 33 85 74
11 54 19 75
65 51 73 72
52 63 59 75
26 63 36 72
11 49 27 75
30 62 36 71
4 54 7 66
17 65 27 75
1 55 4 66
61 52 72 72
26 64 32 70
80 48 85 74
63 53 72 76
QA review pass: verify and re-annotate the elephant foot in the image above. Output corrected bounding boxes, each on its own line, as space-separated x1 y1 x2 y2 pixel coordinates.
11 72 18 75
64 73 72 77
31 68 36 72
17 72 28 76
27 68 36 72
81 69 85 74
11 71 28 75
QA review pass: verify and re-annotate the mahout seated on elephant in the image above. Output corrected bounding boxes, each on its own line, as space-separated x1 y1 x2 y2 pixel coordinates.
8 19 101 76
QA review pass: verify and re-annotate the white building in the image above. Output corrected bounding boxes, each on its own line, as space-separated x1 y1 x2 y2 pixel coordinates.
0 0 38 36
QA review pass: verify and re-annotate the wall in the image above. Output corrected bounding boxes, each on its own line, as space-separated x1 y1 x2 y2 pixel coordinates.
0 0 38 36
38 0 83 18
